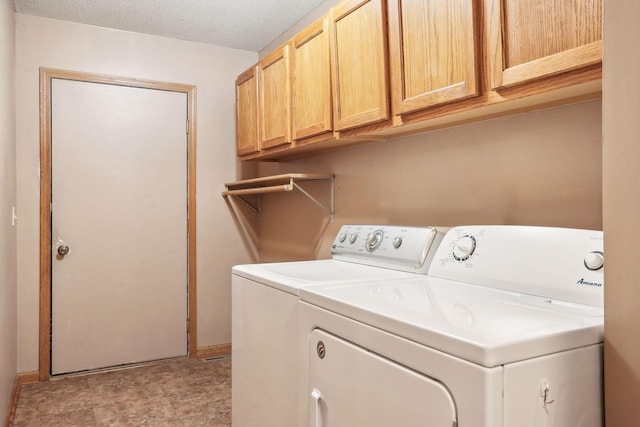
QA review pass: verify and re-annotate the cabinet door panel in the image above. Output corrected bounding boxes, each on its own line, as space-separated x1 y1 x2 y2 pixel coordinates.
260 46 292 149
235 66 259 156
489 0 602 89
331 0 390 131
389 0 478 115
292 17 333 141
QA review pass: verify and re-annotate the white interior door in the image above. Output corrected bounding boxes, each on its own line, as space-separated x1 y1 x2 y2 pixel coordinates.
51 78 188 375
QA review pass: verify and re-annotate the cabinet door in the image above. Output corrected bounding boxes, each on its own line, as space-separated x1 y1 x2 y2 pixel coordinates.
235 65 259 156
259 45 292 149
330 0 390 131
488 0 602 89
292 17 333 141
389 0 478 115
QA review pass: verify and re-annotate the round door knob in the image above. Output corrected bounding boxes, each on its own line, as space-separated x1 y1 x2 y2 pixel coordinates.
57 245 70 256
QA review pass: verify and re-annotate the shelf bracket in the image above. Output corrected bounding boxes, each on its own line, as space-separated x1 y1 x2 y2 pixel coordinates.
232 193 261 217
291 177 334 223
222 173 334 223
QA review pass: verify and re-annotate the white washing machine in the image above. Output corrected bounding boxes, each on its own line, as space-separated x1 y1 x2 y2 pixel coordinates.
231 224 446 427
300 226 604 427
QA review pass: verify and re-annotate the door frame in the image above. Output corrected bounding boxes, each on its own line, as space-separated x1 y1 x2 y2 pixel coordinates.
39 68 198 381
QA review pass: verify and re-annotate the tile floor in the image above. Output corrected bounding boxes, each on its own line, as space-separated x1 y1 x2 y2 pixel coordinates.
11 357 231 426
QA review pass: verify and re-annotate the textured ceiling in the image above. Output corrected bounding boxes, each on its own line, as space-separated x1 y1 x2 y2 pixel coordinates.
13 0 328 51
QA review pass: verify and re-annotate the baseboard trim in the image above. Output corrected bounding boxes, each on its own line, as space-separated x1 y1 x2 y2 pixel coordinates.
5 371 39 427
16 372 39 386
197 343 231 359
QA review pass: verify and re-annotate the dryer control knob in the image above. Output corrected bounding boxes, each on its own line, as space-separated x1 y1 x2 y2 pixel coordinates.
349 233 358 244
584 251 604 270
338 232 347 243
392 236 403 249
453 235 476 261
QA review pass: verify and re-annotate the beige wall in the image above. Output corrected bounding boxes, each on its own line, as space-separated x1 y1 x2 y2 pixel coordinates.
603 0 640 422
0 0 17 421
257 99 603 262
15 14 257 373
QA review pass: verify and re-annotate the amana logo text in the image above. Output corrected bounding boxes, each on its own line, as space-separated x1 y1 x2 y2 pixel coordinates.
576 278 603 287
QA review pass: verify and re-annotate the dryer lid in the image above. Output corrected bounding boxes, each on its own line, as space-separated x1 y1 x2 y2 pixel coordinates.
300 275 603 368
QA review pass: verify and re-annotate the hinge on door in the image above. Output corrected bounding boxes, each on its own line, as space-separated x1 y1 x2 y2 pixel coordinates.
186 119 189 134
186 318 190 333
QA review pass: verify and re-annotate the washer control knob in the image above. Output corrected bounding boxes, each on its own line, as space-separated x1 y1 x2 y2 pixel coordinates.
338 232 347 243
349 233 358 244
366 230 384 252
392 236 403 249
584 251 604 271
453 235 476 261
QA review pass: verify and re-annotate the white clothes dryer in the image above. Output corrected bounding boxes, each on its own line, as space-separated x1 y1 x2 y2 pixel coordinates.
300 226 604 427
231 225 446 427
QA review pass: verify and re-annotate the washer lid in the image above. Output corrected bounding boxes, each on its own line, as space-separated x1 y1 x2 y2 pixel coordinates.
232 260 415 295
300 275 603 367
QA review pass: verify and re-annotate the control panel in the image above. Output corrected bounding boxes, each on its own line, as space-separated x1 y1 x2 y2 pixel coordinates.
331 225 447 274
428 226 604 307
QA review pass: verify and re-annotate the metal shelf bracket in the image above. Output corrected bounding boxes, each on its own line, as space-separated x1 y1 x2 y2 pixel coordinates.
222 173 335 222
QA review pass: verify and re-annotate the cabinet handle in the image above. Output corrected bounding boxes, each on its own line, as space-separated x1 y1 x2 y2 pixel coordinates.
311 389 322 427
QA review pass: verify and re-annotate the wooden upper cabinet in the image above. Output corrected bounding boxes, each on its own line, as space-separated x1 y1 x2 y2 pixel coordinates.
235 0 602 160
488 0 602 89
330 0 390 131
388 0 479 115
235 65 259 156
259 45 292 150
292 16 333 141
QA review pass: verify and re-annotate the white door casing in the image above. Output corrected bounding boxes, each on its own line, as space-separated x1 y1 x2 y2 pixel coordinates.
50 78 189 375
